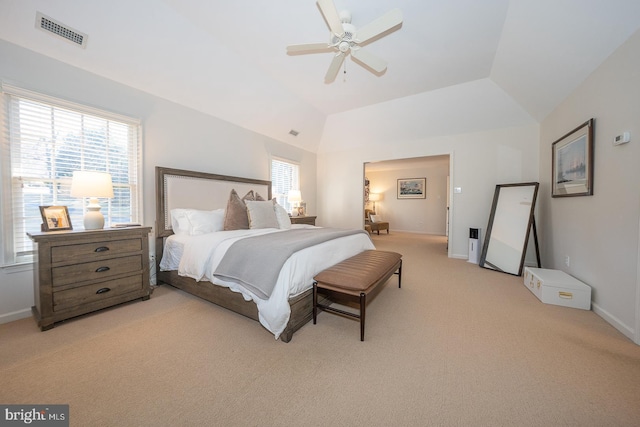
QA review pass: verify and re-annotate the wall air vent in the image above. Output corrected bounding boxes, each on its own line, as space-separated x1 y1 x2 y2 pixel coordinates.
35 12 88 48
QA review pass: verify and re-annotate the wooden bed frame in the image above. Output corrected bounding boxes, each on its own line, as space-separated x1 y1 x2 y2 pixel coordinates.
154 166 315 342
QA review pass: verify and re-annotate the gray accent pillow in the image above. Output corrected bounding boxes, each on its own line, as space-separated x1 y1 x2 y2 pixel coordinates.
246 200 279 229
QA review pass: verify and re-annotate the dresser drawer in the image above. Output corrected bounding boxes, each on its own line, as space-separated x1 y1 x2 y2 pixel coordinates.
52 255 143 287
53 274 143 312
51 238 142 264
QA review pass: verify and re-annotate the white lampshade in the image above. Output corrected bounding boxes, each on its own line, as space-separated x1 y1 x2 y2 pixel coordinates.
70 171 114 230
287 189 302 203
369 193 382 202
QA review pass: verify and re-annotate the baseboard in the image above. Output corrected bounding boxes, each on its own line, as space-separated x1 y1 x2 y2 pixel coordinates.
592 302 636 344
0 307 32 325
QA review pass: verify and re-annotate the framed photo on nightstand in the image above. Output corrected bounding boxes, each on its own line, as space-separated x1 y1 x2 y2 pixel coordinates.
39 206 73 231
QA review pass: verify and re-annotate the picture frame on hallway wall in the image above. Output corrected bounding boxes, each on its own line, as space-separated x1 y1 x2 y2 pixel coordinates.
551 118 594 197
397 178 426 199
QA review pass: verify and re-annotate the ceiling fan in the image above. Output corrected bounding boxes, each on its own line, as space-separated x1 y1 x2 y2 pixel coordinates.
286 0 403 83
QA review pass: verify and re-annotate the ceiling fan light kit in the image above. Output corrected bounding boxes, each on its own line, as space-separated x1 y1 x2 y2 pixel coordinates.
286 0 403 83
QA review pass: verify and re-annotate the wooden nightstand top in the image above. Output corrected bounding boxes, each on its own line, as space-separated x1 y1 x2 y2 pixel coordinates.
290 216 317 226
28 226 152 242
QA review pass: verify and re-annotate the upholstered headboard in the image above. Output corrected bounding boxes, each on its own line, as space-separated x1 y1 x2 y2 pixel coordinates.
155 166 271 239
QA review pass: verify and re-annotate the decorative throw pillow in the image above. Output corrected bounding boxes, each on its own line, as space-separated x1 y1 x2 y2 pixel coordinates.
370 214 381 223
242 190 255 203
223 189 254 230
246 200 279 229
273 200 292 229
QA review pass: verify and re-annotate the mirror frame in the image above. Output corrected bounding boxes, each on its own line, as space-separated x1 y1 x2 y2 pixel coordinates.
480 182 540 276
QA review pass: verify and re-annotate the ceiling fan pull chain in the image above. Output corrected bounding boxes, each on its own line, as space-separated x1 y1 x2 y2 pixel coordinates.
343 59 347 82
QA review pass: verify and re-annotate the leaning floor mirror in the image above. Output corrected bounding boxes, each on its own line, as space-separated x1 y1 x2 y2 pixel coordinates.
480 182 540 276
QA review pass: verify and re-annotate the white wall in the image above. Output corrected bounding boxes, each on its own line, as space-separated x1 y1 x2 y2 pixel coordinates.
317 125 540 259
366 163 448 235
0 40 316 324
539 30 640 342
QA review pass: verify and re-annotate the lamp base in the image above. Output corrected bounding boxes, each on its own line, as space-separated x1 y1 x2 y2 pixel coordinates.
84 207 105 230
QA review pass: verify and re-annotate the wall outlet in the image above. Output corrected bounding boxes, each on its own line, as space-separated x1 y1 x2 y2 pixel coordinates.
564 256 570 267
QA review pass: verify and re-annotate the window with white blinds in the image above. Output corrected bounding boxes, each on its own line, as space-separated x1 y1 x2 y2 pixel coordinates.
270 157 299 213
0 85 142 265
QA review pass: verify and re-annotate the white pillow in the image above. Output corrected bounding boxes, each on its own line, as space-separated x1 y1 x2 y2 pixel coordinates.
369 214 381 223
246 200 279 229
273 201 291 229
188 209 225 235
170 208 225 235
170 209 191 235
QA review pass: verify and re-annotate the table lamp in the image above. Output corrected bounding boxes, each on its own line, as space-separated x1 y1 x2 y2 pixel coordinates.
70 171 114 230
369 192 382 212
287 189 302 216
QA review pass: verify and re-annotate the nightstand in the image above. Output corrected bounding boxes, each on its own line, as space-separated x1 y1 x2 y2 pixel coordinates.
290 216 317 226
27 226 152 331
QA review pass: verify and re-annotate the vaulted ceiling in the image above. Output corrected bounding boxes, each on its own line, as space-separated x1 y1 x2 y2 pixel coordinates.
1 0 639 153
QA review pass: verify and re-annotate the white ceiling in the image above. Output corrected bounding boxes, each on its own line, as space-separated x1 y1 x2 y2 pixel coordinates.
1 0 639 153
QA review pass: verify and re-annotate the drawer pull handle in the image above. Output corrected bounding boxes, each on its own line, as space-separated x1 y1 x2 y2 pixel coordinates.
96 287 111 294
95 266 110 273
559 291 573 299
94 246 110 252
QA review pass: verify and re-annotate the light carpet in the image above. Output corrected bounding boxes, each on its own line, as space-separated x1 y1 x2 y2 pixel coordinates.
1 232 639 426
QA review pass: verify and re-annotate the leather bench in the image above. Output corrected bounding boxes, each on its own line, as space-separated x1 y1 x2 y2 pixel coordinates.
313 250 402 341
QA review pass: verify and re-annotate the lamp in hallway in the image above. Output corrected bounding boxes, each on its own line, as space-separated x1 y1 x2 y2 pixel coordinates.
369 192 382 212
71 171 114 230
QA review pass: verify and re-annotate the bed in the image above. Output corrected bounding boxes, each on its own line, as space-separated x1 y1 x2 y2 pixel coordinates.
155 167 375 342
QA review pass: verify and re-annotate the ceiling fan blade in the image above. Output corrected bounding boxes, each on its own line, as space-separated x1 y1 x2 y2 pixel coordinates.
317 0 344 37
356 8 403 44
287 43 332 54
324 52 345 83
351 48 387 73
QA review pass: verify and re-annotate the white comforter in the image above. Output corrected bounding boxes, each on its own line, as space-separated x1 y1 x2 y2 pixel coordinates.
160 225 375 339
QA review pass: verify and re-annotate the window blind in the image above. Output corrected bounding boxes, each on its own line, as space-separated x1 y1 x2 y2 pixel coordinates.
0 84 142 265
270 157 299 213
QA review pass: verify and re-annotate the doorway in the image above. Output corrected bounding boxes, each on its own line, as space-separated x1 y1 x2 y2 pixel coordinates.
364 155 452 254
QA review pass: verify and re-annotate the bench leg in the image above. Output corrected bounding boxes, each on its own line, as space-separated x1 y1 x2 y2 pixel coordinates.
360 292 366 341
312 281 318 324
397 259 402 288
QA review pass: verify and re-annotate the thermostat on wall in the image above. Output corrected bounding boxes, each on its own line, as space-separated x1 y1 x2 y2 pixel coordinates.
613 132 630 146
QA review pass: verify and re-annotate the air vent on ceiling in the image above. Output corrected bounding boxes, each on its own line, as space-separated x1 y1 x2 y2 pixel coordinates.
35 12 88 48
